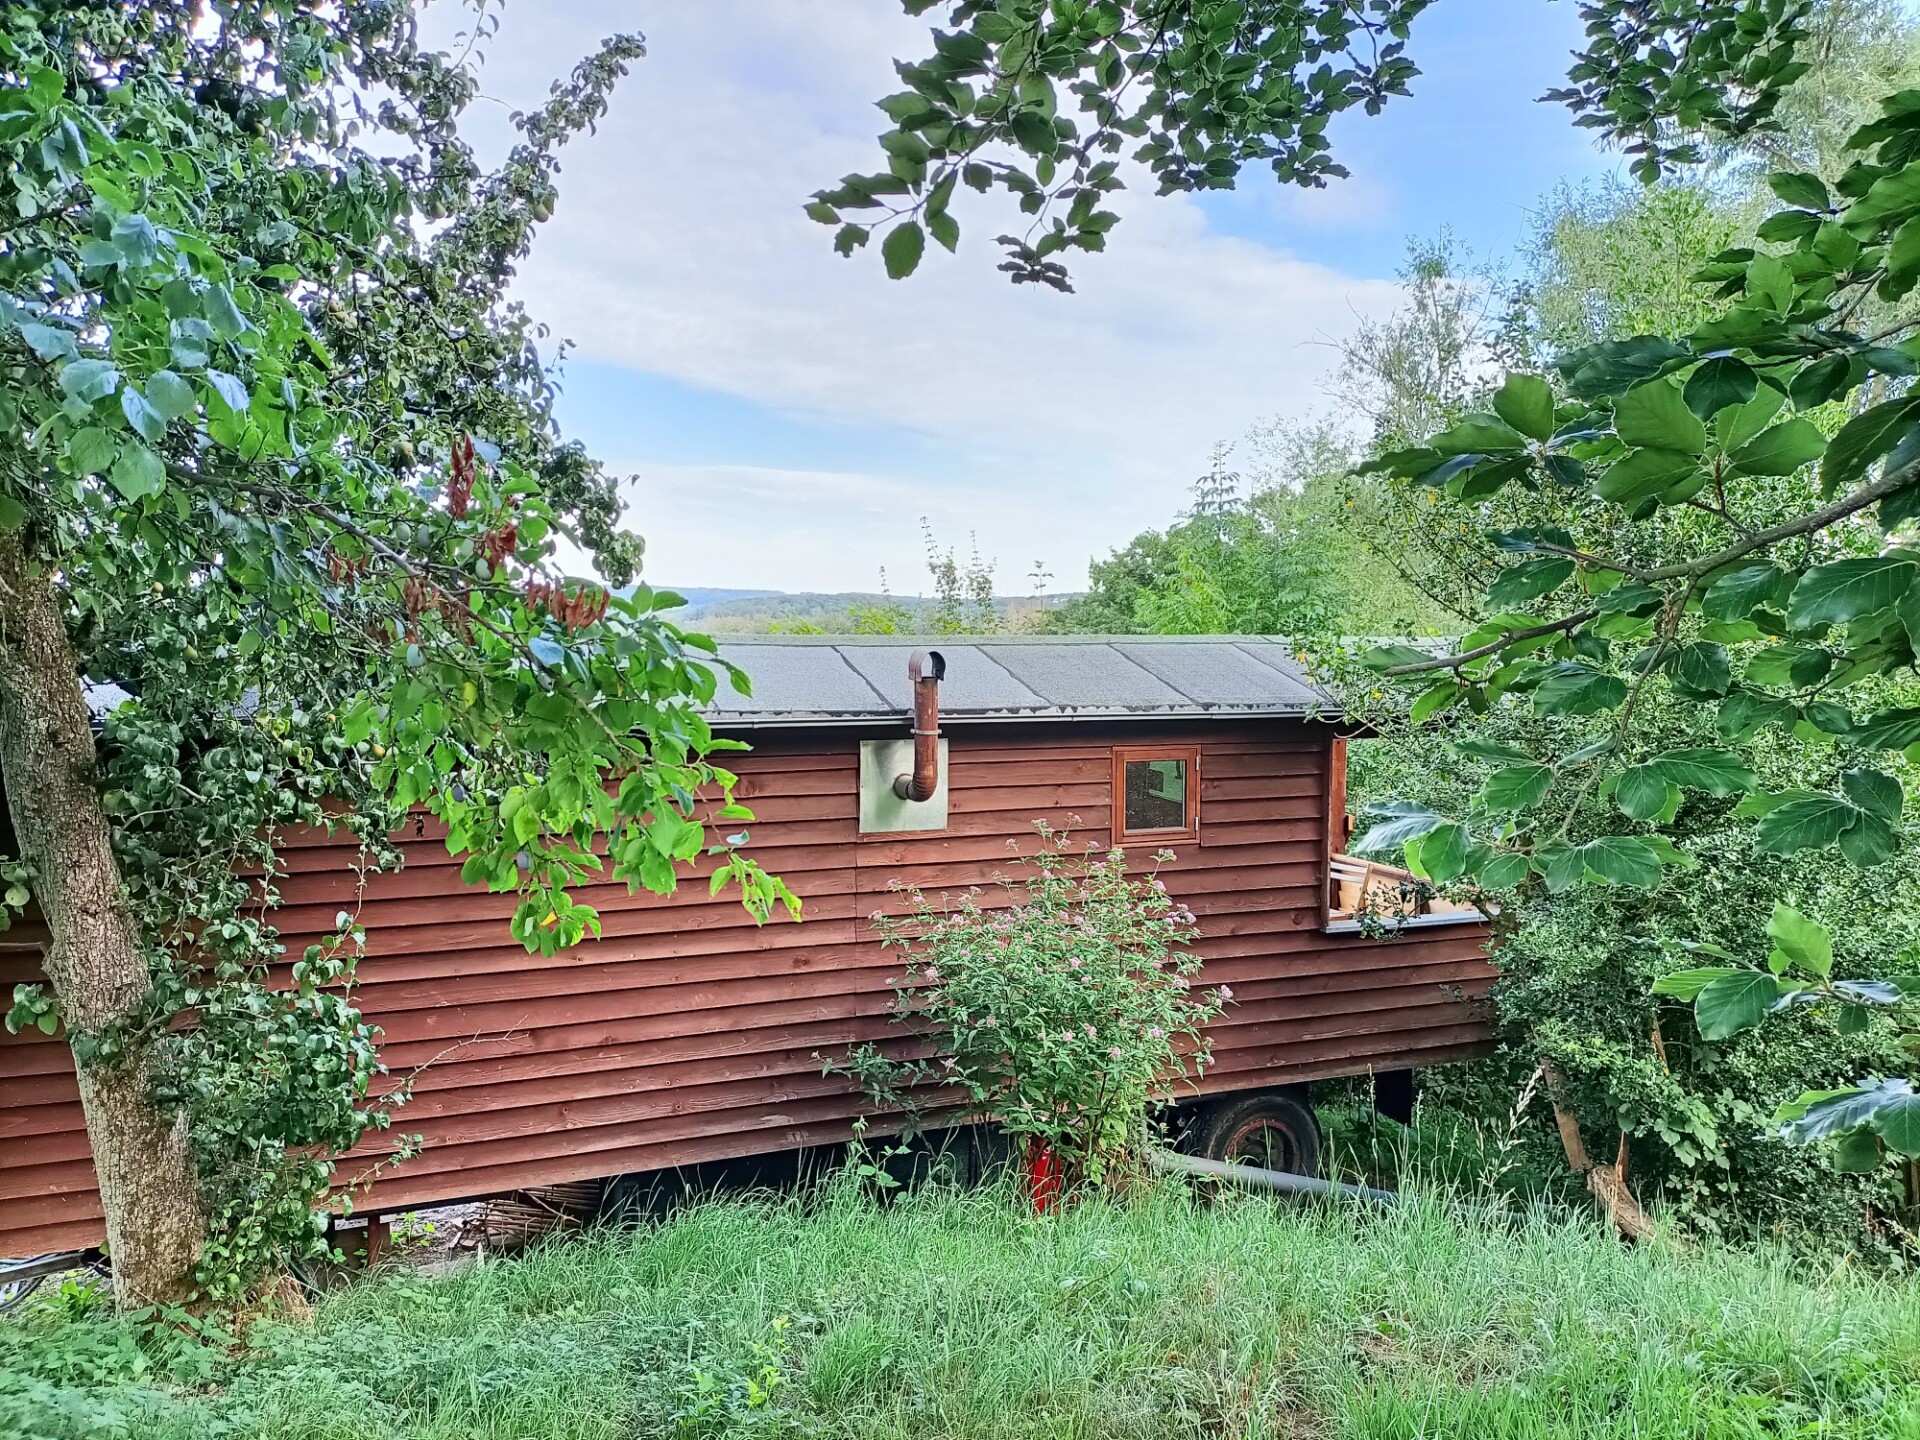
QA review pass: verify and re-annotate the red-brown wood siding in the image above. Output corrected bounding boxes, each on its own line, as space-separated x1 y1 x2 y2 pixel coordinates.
0 723 1492 1254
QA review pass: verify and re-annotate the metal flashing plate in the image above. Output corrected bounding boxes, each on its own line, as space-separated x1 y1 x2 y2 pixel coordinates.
859 738 949 833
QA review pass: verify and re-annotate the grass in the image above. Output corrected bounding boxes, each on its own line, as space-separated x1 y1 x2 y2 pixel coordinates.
5 1175 1920 1440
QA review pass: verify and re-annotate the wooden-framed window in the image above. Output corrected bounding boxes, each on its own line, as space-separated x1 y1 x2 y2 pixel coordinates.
1111 745 1201 846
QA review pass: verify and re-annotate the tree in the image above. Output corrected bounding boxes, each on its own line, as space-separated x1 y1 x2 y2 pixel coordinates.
817 1 1816 285
0 6 791 1306
1350 88 1920 1171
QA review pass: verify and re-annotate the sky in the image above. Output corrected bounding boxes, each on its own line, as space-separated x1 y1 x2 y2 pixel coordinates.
422 1 1619 595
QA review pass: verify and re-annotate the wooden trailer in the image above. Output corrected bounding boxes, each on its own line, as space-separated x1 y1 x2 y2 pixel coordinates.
0 636 1494 1258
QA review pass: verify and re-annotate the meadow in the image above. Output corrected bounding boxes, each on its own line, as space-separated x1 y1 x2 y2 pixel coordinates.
6 1175 1919 1440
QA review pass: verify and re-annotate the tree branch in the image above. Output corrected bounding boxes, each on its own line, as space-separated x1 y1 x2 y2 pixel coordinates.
1381 609 1599 676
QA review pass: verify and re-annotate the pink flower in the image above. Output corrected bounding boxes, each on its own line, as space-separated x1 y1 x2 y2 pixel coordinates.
1108 1046 1123 1059
1068 958 1082 969
923 965 939 981
1084 1024 1097 1038
1217 985 1234 1001
1148 1026 1164 1039
1060 1030 1075 1042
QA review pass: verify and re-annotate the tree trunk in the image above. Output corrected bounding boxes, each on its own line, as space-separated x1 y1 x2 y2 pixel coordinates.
0 532 206 1306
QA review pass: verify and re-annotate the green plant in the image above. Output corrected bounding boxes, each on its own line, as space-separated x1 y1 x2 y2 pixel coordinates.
1656 903 1920 1169
849 826 1219 1185
664 1317 818 1440
0 4 797 1308
1348 79 1920 1172
12 1185 1920 1438
819 2 1813 287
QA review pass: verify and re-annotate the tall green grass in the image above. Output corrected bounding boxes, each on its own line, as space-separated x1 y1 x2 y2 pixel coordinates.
5 1179 1919 1439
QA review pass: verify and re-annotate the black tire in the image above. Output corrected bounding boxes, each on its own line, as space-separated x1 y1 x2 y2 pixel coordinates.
1185 1092 1322 1178
0 1273 42 1314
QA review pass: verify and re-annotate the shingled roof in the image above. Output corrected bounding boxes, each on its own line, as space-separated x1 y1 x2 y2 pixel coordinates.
706 635 1330 728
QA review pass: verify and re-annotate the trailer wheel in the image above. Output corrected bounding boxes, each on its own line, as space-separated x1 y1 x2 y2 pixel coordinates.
0 1272 42 1314
1187 1093 1322 1178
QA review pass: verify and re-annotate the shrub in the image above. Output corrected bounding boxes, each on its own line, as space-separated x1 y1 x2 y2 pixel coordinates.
849 825 1223 1186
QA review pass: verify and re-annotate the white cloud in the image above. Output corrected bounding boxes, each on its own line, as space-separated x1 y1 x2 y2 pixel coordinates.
612 459 1054 595
423 1 1404 591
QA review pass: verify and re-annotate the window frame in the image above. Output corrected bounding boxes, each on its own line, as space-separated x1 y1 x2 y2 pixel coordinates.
1110 744 1202 847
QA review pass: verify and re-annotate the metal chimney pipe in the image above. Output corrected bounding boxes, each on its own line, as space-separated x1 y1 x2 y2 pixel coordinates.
893 649 945 801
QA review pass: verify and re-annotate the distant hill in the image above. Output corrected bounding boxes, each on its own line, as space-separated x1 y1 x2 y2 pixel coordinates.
655 587 1079 633
654 587 782 615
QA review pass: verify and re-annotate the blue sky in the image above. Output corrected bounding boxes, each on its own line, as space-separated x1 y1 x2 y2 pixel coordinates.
435 1 1620 594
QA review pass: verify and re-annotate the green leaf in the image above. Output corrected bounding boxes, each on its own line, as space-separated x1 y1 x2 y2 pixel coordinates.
145 369 195 420
1649 748 1757 795
1596 583 1663 615
1882 480 1920 530
1428 414 1527 456
1358 643 1433 672
1350 801 1446 858
1538 844 1586 893
17 321 76 360
1787 557 1918 630
1841 767 1904 823
1414 822 1471 883
1766 903 1832 979
1454 737 1532 762
1597 448 1698 505
204 284 249 338
1804 700 1853 735
1684 356 1757 419
1614 378 1706 454
1652 966 1740 1001
1780 1079 1920 1158
1727 418 1826 477
1718 690 1797 741
1768 171 1831 210
1615 765 1679 821
1878 1086 1920 1158
120 387 166 443
1532 664 1627 717
1490 374 1555 440
108 444 165 501
1480 764 1554 812
59 358 120 402
1559 335 1688 399
1694 971 1785 1040
1715 384 1785 451
1476 852 1530 890
1701 563 1787 620
1672 641 1731 696
1755 794 1860 855
1485 558 1574 607
1409 681 1463 724
205 369 249 413
1746 253 1795 313
1849 706 1920 750
1578 835 1663 889
1821 395 1920 495
67 426 116 477
1833 1129 1884 1173
1744 642 1830 688
882 221 926 279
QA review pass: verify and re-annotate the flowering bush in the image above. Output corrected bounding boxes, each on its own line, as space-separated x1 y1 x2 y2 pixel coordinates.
854 825 1224 1186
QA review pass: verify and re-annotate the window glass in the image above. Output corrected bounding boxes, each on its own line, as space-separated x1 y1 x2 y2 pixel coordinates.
1124 757 1188 833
